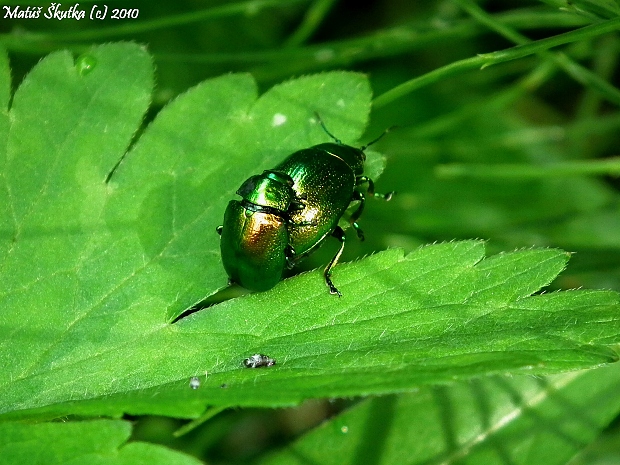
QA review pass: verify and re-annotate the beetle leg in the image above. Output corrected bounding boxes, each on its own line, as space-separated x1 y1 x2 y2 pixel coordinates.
351 222 364 241
348 190 366 241
324 226 345 297
356 175 372 190
216 225 223 235
356 176 395 200
285 245 297 270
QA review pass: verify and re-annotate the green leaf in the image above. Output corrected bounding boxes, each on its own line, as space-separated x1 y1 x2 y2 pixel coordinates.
3 239 620 420
0 419 201 465
1 44 619 425
256 364 620 465
0 42 153 408
103 68 372 323
0 46 11 261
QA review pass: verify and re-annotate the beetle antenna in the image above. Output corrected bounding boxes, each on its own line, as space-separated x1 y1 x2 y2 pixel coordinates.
314 112 342 144
361 125 397 150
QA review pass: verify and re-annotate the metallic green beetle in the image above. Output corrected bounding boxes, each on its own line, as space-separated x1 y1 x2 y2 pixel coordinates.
273 115 393 296
218 115 392 296
217 170 305 291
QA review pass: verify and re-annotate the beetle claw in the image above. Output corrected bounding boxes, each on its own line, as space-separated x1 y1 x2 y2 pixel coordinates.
326 278 342 297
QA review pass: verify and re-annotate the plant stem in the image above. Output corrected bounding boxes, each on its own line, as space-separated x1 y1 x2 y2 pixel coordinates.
455 0 620 106
436 157 620 179
284 0 337 47
173 406 228 437
373 16 620 109
477 16 620 66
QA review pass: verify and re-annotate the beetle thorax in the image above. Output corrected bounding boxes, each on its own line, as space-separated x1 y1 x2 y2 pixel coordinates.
314 143 365 175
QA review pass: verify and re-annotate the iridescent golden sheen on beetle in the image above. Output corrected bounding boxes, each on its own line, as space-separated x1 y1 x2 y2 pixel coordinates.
217 115 393 296
217 170 303 291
